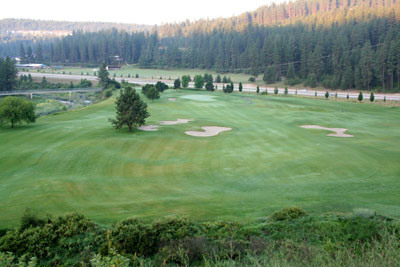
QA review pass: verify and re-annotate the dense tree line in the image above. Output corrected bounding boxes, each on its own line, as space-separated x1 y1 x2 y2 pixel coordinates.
1 0 400 91
159 0 400 36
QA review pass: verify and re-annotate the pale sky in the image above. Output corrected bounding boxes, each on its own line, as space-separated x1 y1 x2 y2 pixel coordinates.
0 0 283 25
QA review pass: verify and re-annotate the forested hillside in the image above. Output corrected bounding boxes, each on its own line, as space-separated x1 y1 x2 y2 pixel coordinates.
1 0 400 91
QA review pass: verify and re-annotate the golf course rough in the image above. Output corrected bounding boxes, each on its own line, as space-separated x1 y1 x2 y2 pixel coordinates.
0 89 400 227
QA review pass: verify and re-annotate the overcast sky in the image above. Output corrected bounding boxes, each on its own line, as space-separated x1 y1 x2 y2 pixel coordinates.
0 0 283 25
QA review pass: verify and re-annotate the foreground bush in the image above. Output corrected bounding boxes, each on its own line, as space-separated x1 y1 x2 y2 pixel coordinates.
0 208 399 266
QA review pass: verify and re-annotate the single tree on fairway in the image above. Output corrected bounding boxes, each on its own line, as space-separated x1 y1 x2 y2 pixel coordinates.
284 86 288 95
194 75 204 89
239 82 243 92
145 86 160 101
370 92 375 102
174 78 181 89
274 86 278 95
109 86 149 132
347 94 349 100
0 96 36 128
325 91 329 99
97 62 110 88
358 91 363 102
257 86 260 94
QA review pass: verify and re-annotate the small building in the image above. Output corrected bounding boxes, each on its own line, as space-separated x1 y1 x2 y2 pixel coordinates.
16 64 47 69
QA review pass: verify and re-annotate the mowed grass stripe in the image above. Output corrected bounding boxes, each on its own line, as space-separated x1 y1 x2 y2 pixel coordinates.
0 89 400 226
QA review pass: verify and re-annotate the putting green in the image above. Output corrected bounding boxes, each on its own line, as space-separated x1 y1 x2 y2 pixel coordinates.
180 94 217 102
0 90 400 227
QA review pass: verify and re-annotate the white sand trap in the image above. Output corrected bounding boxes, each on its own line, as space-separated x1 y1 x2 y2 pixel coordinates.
160 119 192 125
168 98 177 101
180 95 216 102
185 126 232 137
137 125 159 131
300 125 354 138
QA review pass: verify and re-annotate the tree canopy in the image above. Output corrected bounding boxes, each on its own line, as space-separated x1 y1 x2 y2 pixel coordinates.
0 96 36 128
109 86 149 132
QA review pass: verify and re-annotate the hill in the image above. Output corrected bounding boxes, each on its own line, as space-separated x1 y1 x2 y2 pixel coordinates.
1 89 400 226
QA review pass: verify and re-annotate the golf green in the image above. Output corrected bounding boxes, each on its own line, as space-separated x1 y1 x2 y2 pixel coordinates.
1 89 399 227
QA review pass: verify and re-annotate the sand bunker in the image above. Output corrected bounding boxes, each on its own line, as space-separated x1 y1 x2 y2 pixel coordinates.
185 126 232 137
168 98 176 101
160 119 192 125
137 125 159 131
300 125 353 138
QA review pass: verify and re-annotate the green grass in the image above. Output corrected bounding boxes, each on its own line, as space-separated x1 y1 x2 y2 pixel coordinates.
34 65 254 83
1 89 400 227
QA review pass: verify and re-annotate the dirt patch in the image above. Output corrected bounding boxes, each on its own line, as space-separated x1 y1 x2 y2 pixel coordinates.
138 125 159 131
168 98 177 101
160 119 192 125
300 125 354 138
185 126 232 137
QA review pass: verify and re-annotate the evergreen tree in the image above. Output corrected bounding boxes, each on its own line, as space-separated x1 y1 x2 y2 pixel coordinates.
284 86 288 95
257 86 260 94
205 81 215 91
286 63 296 80
358 91 363 102
0 57 18 91
194 75 204 89
26 46 34 64
274 86 278 95
360 41 373 91
216 75 221 83
174 78 181 89
325 91 329 99
19 43 26 64
370 91 375 102
181 75 190 88
239 82 243 92
263 67 276 84
98 62 110 89
35 44 43 63
109 86 149 132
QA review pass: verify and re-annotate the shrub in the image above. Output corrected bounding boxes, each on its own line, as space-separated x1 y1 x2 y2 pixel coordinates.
270 207 306 221
111 218 156 256
353 208 376 218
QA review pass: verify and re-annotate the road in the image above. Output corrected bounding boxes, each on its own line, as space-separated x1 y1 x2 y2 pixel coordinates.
19 72 400 101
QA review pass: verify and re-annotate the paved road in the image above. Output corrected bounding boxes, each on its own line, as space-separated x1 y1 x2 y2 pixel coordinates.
20 72 400 101
0 88 102 96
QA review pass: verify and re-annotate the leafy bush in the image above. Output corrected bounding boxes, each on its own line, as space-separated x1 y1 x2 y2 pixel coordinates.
111 218 156 256
270 207 307 221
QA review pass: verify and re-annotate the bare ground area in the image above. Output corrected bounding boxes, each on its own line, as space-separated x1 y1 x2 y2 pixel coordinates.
300 125 354 137
185 126 232 137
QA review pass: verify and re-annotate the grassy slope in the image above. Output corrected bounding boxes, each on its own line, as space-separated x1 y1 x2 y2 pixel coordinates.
36 65 253 83
0 90 399 227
